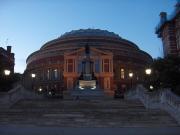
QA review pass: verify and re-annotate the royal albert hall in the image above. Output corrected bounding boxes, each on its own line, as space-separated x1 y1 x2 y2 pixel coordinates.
23 29 152 95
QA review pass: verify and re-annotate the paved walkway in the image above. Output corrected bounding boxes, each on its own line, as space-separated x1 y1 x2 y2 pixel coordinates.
0 99 179 135
0 125 180 135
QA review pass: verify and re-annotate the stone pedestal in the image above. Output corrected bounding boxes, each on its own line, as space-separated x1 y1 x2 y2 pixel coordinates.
71 85 105 99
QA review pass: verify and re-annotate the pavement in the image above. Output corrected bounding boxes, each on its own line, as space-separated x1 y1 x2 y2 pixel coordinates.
0 125 180 135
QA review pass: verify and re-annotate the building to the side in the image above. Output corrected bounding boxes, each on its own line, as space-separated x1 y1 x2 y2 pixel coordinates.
0 46 14 75
23 29 152 95
155 1 180 57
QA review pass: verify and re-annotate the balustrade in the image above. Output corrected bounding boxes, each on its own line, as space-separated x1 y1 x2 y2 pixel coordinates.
125 84 180 124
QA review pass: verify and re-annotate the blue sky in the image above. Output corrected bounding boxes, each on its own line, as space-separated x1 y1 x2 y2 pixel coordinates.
0 0 177 73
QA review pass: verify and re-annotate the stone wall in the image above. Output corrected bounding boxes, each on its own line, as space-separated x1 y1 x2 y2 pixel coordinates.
0 84 43 108
125 84 180 124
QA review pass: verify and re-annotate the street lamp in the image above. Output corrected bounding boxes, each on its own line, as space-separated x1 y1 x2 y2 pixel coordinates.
129 72 133 88
31 73 36 78
129 72 133 78
145 68 152 90
150 85 154 90
31 73 36 90
4 70 11 76
38 87 42 92
145 68 152 75
3 69 11 90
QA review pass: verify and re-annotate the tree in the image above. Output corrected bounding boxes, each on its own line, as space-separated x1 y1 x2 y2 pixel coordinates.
150 55 180 95
0 65 22 92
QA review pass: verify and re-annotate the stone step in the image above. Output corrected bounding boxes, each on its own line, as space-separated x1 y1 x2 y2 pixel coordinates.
12 99 144 106
11 104 145 108
12 104 146 109
0 99 178 127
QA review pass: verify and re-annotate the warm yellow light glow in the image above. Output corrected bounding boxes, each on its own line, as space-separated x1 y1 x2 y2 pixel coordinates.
129 72 133 78
4 70 11 76
145 68 152 75
31 73 36 78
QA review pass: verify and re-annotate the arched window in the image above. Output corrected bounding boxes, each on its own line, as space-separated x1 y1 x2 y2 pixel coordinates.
53 69 58 80
104 59 110 72
47 69 50 80
120 68 125 79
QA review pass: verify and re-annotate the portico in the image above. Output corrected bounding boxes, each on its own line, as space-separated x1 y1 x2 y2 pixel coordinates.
63 46 113 94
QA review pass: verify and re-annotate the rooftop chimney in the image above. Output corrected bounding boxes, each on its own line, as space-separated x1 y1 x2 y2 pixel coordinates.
175 0 180 12
7 46 11 53
159 12 167 23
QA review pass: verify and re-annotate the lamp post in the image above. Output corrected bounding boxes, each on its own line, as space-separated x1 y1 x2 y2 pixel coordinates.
128 72 133 88
145 68 152 75
3 69 11 90
4 70 11 76
31 73 36 90
145 68 152 90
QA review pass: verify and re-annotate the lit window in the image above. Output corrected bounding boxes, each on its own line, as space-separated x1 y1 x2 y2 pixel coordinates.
104 59 110 72
120 68 125 79
47 69 50 80
54 69 58 79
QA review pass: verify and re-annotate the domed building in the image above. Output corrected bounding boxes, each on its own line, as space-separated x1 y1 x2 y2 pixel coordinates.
23 29 152 95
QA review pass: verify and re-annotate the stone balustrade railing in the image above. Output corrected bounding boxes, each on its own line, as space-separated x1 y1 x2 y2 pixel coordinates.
0 84 43 108
125 84 180 124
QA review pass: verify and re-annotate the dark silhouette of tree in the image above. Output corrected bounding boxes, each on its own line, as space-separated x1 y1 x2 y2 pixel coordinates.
150 55 180 95
0 65 21 92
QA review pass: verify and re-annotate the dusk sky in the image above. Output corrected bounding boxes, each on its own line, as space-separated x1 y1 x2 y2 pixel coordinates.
0 0 177 73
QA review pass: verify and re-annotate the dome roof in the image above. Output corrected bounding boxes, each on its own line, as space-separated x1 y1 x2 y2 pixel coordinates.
59 29 121 39
26 28 152 65
40 29 125 50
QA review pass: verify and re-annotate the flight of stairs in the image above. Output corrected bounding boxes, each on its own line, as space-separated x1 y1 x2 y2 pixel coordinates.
0 99 179 127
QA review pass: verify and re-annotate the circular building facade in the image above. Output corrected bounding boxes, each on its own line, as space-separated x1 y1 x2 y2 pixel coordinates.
23 29 152 95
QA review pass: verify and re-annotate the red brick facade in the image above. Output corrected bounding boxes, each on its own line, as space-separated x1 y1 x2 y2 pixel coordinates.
156 2 180 57
0 46 14 74
23 29 152 95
